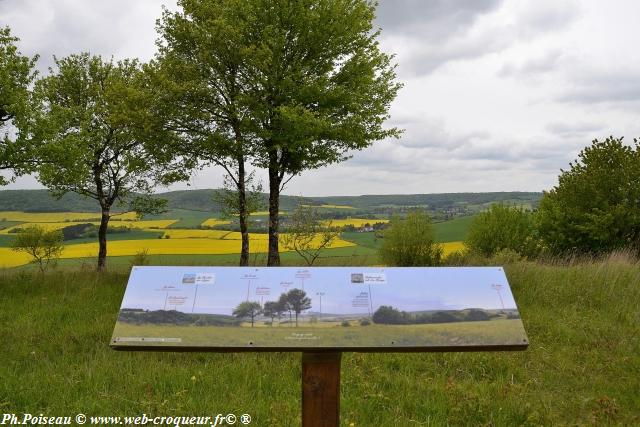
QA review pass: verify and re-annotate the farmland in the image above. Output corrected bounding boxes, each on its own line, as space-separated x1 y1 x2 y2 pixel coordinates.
0 193 476 269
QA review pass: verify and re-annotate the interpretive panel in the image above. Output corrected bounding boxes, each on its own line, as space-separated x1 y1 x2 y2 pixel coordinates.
110 266 528 351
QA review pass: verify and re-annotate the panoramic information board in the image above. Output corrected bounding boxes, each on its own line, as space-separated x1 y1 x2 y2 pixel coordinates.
110 266 528 351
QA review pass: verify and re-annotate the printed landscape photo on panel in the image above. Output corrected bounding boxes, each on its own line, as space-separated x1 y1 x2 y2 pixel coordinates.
111 266 528 351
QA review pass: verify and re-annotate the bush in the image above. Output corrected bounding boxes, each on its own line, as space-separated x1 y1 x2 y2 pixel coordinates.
341 320 351 327
359 318 371 326
466 203 537 258
10 225 64 272
379 210 443 266
130 248 150 267
537 137 640 255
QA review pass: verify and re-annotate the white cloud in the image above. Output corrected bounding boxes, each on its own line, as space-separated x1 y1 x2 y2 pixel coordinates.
2 0 639 196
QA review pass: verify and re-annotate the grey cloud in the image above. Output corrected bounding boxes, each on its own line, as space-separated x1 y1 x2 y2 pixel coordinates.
381 0 579 77
375 0 503 41
0 0 177 73
559 72 640 104
545 121 604 138
498 50 564 78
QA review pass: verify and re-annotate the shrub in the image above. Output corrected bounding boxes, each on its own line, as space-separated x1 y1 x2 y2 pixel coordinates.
130 248 150 267
537 137 640 255
466 203 537 258
379 210 443 266
359 318 371 326
10 225 64 272
341 320 351 327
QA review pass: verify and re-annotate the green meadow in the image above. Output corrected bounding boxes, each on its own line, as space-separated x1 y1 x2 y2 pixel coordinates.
1 259 638 425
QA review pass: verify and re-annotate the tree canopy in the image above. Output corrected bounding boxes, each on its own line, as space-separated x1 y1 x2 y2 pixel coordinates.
379 210 443 266
0 26 38 185
466 203 538 258
30 53 186 270
537 137 640 254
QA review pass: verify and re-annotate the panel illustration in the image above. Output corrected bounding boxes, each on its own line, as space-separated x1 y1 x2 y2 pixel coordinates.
111 266 528 351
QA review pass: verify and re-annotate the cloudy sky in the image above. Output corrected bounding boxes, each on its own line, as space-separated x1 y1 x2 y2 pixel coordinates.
2 0 639 196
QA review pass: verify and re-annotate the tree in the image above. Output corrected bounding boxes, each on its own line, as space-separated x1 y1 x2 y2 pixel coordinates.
281 205 340 266
379 210 443 266
262 301 279 326
250 0 402 266
466 203 538 258
0 26 38 185
372 305 403 325
155 0 260 266
213 172 264 242
232 301 262 327
284 288 312 327
278 293 293 326
10 225 63 272
537 137 640 254
30 54 185 271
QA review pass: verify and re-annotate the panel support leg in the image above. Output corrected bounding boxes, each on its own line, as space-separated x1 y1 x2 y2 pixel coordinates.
302 352 341 427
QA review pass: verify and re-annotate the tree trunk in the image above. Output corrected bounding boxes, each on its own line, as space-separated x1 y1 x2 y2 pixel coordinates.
237 158 250 266
267 155 281 266
97 208 110 272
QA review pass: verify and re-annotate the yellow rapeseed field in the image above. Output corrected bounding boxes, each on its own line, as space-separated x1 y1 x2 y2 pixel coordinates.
441 241 466 255
160 229 234 239
200 219 232 227
0 211 139 222
0 219 178 234
323 218 389 228
301 204 355 209
0 234 356 267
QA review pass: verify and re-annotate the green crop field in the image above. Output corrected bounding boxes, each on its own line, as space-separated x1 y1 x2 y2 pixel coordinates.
1 259 638 425
432 215 475 243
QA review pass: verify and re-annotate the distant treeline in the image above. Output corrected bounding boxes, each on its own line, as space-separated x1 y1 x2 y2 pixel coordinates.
372 306 520 325
118 309 241 326
0 189 541 214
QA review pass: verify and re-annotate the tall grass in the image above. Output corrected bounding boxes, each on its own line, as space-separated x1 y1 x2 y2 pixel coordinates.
1 259 638 425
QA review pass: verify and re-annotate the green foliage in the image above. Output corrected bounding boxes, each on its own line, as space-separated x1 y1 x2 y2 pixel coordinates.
31 53 184 204
0 26 39 185
29 53 187 270
537 137 640 254
379 210 443 266
232 301 262 327
281 205 340 266
284 288 312 327
10 225 63 272
130 248 150 267
213 173 264 220
466 203 537 258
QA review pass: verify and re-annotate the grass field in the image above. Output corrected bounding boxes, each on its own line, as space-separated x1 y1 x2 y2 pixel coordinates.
1 259 638 425
112 319 527 348
432 215 475 243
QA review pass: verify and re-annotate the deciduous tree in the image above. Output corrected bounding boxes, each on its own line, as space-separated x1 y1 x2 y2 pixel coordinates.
11 225 63 273
379 210 443 266
285 288 312 327
31 54 185 271
281 205 340 266
232 301 262 327
537 136 640 254
155 0 260 266
0 26 38 185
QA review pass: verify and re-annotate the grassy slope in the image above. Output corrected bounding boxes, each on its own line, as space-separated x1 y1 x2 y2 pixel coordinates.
1 260 638 425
